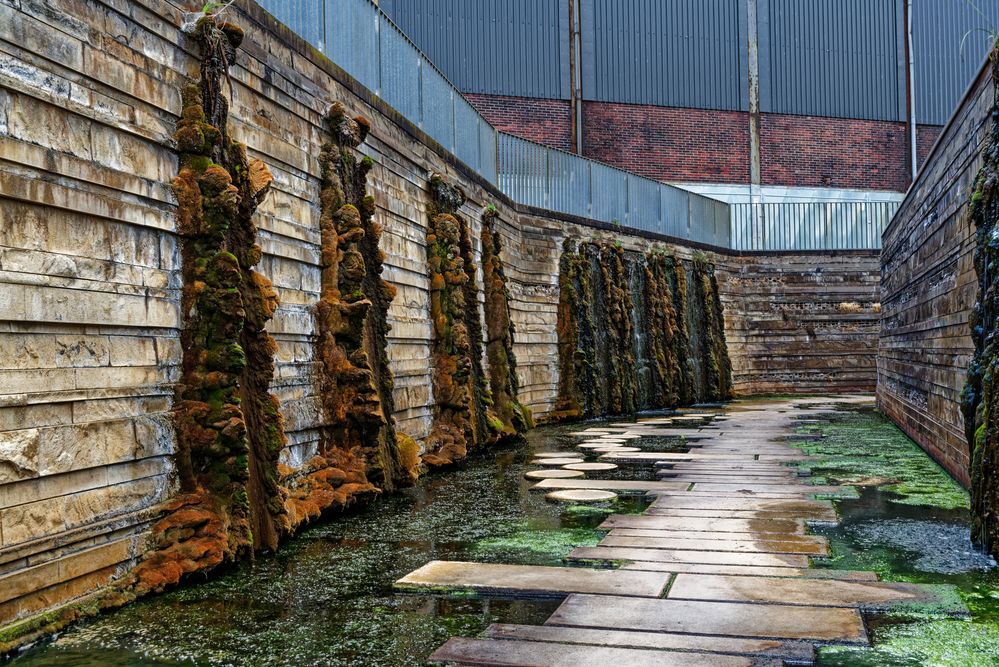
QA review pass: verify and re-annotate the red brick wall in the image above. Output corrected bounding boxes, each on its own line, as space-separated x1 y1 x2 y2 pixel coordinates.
581 101 750 183
464 93 573 152
917 124 944 170
760 114 910 191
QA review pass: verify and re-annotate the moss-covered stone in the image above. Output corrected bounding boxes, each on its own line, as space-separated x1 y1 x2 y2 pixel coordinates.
964 51 999 560
481 207 530 437
693 252 733 402
423 176 510 468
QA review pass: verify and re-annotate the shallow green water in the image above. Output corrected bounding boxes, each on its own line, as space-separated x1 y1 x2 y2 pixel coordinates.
795 408 999 667
7 420 663 667
11 404 997 666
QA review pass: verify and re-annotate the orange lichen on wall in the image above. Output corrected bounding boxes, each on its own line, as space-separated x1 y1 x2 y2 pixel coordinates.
422 176 512 468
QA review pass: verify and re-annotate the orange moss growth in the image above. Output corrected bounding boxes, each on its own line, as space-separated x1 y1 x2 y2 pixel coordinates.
422 176 510 469
481 207 530 436
280 450 379 528
131 13 288 595
126 493 231 596
291 102 410 531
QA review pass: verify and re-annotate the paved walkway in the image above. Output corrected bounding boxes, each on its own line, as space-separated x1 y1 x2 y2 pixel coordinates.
397 397 964 666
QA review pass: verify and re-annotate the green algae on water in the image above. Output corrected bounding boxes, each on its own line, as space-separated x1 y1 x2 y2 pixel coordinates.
789 408 969 510
819 619 999 667
471 522 601 565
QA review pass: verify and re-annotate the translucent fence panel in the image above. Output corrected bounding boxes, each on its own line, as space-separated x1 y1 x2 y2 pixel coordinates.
730 201 898 251
454 95 482 173
420 63 455 153
626 174 662 233
478 121 498 184
590 162 628 224
379 20 420 120
327 0 379 92
548 149 591 218
260 1 324 49
498 133 548 209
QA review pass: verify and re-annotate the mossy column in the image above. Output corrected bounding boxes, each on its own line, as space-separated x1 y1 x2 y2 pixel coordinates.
694 254 734 402
423 176 506 467
481 207 532 435
963 53 999 558
129 15 287 594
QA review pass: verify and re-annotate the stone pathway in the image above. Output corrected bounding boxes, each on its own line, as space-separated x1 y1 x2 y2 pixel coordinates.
396 397 966 666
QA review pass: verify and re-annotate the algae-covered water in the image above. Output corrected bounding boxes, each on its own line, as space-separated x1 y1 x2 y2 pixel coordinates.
11 403 999 666
7 421 662 667
795 407 999 667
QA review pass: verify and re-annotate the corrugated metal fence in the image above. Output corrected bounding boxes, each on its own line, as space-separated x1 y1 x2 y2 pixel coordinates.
255 0 891 251
731 201 899 251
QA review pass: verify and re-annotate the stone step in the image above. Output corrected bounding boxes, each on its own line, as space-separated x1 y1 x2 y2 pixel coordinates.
667 573 966 614
689 482 853 496
599 514 806 535
569 545 810 568
637 507 837 522
661 475 804 484
546 594 868 644
608 527 822 547
530 479 689 494
650 495 836 514
599 534 828 556
482 624 815 664
620 561 879 581
394 561 671 598
601 452 814 463
428 637 765 667
658 470 800 479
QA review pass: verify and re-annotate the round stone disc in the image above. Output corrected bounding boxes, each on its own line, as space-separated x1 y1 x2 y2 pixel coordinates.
546 489 618 503
525 469 586 480
532 457 585 466
562 462 618 471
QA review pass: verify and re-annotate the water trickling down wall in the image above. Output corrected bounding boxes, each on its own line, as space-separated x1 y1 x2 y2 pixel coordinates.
555 241 732 419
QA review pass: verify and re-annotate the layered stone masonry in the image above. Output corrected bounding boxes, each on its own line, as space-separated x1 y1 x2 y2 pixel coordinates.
0 0 876 647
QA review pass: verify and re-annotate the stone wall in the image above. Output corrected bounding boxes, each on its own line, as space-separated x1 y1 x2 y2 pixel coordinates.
718 251 882 395
0 0 880 639
877 61 991 487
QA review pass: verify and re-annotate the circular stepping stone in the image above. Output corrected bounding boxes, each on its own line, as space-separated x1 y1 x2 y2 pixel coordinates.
525 469 585 480
546 489 618 503
562 462 618 471
532 457 585 466
534 452 571 458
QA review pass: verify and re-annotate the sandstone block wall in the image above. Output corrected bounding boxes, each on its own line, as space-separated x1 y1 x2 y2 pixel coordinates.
718 251 882 395
877 61 990 487
0 0 881 633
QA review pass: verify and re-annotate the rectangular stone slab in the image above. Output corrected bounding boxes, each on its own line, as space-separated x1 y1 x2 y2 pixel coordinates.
650 495 836 514
690 482 854 496
599 534 828 556
483 624 815 663
662 475 804 484
547 594 868 644
639 507 838 522
667 573 965 612
608 528 824 548
429 637 759 667
599 514 806 535
620 561 879 581
569 546 810 568
530 479 689 493
394 561 671 598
